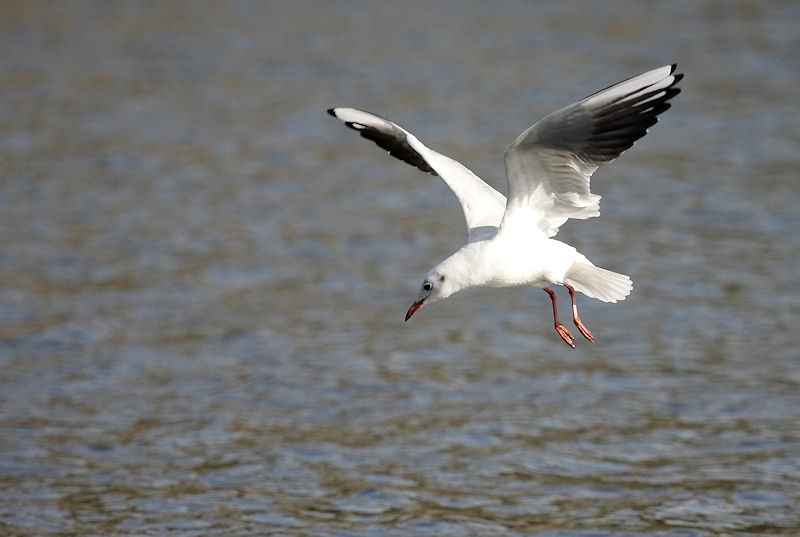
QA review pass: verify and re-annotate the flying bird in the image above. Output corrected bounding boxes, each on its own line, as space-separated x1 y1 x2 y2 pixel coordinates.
328 64 682 347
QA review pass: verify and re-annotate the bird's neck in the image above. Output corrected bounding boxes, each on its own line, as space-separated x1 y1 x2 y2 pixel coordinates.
438 241 495 293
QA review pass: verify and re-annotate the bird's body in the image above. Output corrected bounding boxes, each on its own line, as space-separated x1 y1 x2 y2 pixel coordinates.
437 234 578 291
328 64 682 347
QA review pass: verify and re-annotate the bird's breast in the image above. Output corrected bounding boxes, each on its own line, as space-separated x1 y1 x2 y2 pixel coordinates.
484 236 577 287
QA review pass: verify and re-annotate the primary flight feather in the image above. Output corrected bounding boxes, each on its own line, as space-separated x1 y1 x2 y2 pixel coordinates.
328 64 682 347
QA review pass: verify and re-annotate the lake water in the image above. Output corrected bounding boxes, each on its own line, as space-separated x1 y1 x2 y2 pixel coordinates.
1 1 799 535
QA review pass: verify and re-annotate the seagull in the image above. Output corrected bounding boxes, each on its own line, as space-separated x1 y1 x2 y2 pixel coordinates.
328 64 682 347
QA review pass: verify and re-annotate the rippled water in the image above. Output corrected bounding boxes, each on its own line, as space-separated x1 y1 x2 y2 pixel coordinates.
1 1 799 535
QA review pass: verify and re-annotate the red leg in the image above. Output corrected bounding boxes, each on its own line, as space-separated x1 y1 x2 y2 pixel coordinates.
564 283 594 342
543 287 575 348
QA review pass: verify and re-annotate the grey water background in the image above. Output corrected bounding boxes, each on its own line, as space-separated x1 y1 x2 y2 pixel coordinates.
1 1 799 535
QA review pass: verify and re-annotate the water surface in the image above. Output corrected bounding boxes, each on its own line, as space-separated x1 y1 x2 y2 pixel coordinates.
1 1 799 535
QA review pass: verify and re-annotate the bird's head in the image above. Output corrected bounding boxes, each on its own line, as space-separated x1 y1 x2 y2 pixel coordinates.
404 270 454 322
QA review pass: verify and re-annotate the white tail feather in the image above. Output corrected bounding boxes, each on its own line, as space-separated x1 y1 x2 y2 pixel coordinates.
565 262 632 303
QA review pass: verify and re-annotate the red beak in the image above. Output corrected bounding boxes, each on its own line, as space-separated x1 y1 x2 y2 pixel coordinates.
405 299 425 322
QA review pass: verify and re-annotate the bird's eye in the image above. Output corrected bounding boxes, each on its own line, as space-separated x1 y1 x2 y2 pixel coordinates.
422 280 433 291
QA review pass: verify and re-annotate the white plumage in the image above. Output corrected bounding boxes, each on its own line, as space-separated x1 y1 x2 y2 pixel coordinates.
328 64 682 347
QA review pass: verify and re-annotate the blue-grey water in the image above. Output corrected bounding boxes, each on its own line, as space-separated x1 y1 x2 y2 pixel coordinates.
1 2 799 535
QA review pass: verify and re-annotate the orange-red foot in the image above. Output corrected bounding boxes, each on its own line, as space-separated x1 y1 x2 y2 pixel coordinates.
555 323 575 348
574 317 594 342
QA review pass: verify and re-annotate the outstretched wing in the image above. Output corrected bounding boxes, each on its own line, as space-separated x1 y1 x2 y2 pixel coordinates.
328 108 506 243
501 64 683 237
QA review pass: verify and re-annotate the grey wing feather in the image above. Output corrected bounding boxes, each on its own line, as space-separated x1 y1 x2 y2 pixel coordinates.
502 64 683 237
329 107 506 242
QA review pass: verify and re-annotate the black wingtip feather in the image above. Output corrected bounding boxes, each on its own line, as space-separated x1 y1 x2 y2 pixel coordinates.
328 108 439 176
582 67 682 161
